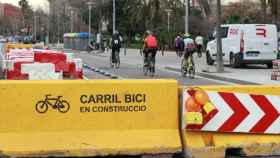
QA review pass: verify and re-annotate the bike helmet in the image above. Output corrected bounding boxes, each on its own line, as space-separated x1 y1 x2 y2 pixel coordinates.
184 33 190 38
146 30 152 35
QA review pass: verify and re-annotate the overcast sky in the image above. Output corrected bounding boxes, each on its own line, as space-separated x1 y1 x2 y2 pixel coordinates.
0 0 48 10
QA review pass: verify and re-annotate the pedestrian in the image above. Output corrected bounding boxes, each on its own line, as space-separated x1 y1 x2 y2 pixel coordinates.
175 34 181 57
195 32 204 58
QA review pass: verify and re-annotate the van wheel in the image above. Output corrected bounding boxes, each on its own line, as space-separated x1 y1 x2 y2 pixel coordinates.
267 63 273 69
230 53 240 68
206 51 214 65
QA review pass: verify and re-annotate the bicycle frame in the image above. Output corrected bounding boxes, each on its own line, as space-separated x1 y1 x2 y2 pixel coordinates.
187 54 194 67
181 50 195 78
44 95 62 108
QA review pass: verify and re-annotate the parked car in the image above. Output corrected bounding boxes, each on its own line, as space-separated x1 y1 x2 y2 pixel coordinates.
206 24 278 68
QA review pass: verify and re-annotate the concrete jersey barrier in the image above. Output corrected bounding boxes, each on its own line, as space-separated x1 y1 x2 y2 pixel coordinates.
181 85 280 158
0 80 181 157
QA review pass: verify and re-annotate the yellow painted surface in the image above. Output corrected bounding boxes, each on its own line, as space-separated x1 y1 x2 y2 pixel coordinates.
0 80 181 156
203 102 215 114
181 85 280 158
4 43 33 53
185 112 203 125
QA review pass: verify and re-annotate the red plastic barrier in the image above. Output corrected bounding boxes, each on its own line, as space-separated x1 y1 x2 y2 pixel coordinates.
64 62 83 79
34 52 69 72
6 61 33 80
13 61 33 72
7 71 28 80
72 71 83 79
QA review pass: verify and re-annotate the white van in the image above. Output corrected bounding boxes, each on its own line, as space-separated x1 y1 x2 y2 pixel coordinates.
206 24 278 68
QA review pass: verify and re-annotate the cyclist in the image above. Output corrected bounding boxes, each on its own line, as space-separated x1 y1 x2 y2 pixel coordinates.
143 30 158 76
183 33 195 78
195 32 204 58
111 30 123 68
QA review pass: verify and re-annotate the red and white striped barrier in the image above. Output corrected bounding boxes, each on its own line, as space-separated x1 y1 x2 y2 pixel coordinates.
3 49 83 80
183 88 280 134
6 49 34 61
6 61 33 80
22 63 62 80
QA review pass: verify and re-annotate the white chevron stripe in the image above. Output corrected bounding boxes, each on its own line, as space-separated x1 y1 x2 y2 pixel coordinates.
265 95 280 134
233 93 265 132
202 92 234 131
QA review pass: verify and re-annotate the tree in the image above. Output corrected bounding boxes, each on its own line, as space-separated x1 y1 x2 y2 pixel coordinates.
260 0 267 23
223 1 262 24
66 0 216 46
197 0 212 19
268 0 278 24
18 0 33 30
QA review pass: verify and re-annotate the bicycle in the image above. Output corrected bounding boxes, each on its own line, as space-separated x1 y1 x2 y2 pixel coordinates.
181 52 195 79
143 49 155 77
110 48 120 69
36 95 70 113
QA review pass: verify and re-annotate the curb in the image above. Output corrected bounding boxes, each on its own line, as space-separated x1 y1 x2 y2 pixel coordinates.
165 66 260 85
83 64 121 79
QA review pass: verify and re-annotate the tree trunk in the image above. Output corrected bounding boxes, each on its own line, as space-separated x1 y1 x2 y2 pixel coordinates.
270 0 278 24
197 0 211 19
260 0 267 23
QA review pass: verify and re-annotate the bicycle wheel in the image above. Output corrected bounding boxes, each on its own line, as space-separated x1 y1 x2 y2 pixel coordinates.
187 56 195 79
148 53 154 76
109 54 114 68
151 57 156 77
36 101 48 113
144 66 148 76
150 63 155 77
58 100 70 113
189 65 195 79
181 59 186 77
143 55 148 76
116 51 120 68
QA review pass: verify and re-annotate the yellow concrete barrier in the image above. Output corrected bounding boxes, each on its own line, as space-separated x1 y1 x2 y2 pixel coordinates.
181 85 280 158
4 43 33 53
0 80 180 157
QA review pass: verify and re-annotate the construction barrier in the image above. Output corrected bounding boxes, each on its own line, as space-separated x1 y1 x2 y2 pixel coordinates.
3 49 83 80
0 80 181 157
4 43 33 53
181 85 280 158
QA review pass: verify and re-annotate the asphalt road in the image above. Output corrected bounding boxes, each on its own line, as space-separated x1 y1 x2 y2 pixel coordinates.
74 50 226 86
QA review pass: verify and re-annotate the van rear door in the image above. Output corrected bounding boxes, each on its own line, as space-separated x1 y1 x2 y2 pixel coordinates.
243 24 278 60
